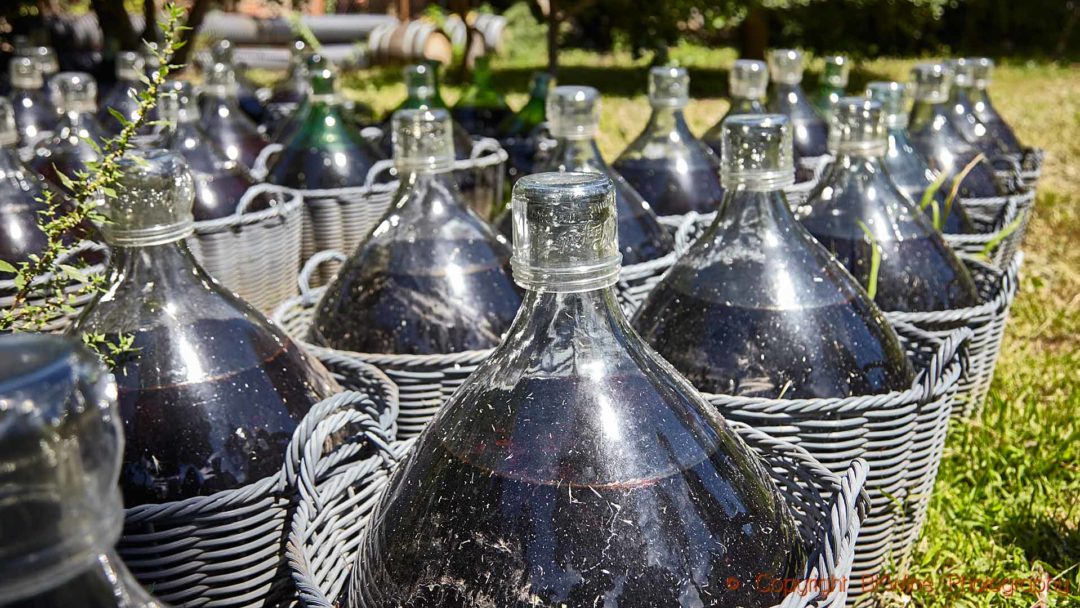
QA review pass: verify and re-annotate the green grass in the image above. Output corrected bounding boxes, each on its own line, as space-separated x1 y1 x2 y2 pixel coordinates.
336 46 1078 607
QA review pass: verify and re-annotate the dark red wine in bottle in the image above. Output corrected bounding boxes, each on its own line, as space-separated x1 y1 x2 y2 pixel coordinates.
310 109 522 355
634 114 913 399
613 67 724 216
802 97 979 312
73 150 340 506
349 172 805 608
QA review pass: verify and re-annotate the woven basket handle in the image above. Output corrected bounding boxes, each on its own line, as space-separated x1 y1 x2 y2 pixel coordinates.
235 182 291 216
299 251 347 306
918 324 973 398
468 136 501 160
363 159 397 189
250 143 284 181
360 125 384 145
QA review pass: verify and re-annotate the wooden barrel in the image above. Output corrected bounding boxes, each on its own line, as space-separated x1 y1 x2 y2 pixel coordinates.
367 21 452 66
443 13 507 54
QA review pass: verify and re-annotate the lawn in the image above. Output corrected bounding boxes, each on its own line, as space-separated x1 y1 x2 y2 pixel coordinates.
337 44 1078 607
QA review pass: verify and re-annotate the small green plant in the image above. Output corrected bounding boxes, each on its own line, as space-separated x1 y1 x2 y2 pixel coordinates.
919 154 984 231
857 220 883 299
0 3 188 342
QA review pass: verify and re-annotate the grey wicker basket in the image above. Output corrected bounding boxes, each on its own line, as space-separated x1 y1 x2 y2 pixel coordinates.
886 252 1022 420
286 406 871 608
187 183 305 314
1016 146 1045 187
118 350 399 608
699 322 968 600
272 251 494 439
673 212 1022 420
0 241 109 333
953 188 1035 269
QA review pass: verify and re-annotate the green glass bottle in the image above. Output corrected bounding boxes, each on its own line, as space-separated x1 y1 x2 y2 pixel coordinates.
266 54 382 189
451 55 513 138
497 71 553 183
380 63 472 159
813 55 850 123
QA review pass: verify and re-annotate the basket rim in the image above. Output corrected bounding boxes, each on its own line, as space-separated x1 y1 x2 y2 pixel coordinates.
285 405 870 608
191 183 306 235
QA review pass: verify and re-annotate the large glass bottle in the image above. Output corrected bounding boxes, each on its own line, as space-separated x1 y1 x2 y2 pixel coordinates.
348 171 805 608
968 57 1023 155
538 85 673 264
497 70 553 184
8 57 57 152
30 72 105 194
380 63 473 159
801 98 979 312
0 334 167 608
0 99 49 270
906 63 1006 199
451 54 513 138
633 114 913 398
71 149 340 506
198 59 267 170
266 54 382 190
702 59 768 157
867 80 974 234
97 51 145 136
158 80 254 220
813 54 850 122
944 59 1009 158
767 49 829 158
612 66 724 216
207 40 266 124
309 109 522 354
265 40 311 124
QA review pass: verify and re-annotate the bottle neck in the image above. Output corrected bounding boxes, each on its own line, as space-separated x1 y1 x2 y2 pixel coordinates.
56 111 98 141
645 105 689 135
0 144 29 178
506 287 628 352
549 136 609 173
717 187 798 226
826 150 890 179
729 96 764 114
909 99 946 129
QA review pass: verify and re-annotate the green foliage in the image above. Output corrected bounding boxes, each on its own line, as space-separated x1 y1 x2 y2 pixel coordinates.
0 3 188 355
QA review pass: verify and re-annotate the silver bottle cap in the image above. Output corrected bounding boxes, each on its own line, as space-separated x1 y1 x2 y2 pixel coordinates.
648 66 689 108
829 97 888 156
50 72 98 114
969 57 994 89
866 81 909 129
910 63 951 104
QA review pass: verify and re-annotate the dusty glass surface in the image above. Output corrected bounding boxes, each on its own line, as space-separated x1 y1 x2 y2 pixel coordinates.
349 172 806 608
72 150 339 506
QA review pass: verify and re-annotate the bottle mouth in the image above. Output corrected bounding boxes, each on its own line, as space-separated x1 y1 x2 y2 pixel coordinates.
510 172 622 293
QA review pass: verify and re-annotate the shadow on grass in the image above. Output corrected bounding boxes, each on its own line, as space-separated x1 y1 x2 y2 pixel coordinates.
998 513 1080 570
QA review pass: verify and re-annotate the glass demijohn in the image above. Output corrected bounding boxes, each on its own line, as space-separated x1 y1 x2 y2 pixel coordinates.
538 85 673 264
309 108 522 354
945 59 1009 158
71 150 339 506
265 40 311 123
613 66 725 216
348 171 806 607
158 80 254 220
634 114 914 398
207 40 266 124
0 334 166 607
703 59 768 157
30 72 104 194
9 57 57 152
767 49 829 158
381 63 473 159
0 99 49 270
968 58 1023 154
801 98 980 312
867 81 974 234
451 54 513 138
267 54 382 189
813 55 850 122
198 58 267 169
498 70 554 183
906 63 1006 198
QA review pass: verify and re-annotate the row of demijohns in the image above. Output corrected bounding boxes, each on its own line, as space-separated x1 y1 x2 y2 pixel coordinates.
0 41 1028 606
